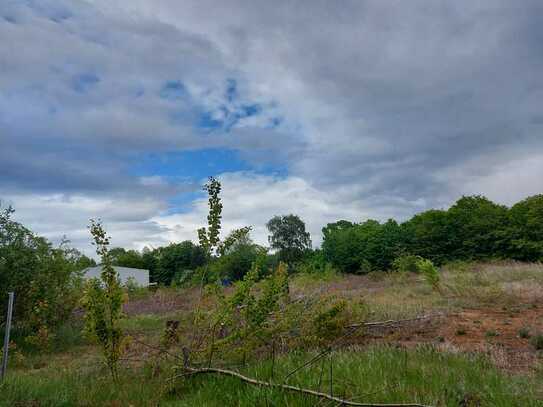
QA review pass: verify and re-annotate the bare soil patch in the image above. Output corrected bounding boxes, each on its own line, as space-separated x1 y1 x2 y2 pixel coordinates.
364 303 543 372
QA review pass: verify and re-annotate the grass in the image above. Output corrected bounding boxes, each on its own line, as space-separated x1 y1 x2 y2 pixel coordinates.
3 261 543 406
1 345 541 406
530 334 543 350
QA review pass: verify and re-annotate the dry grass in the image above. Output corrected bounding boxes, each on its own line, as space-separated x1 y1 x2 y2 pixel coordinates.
4 261 543 406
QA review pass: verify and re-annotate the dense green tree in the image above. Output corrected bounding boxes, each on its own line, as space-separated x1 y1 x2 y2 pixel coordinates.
217 226 252 256
155 241 207 285
322 219 405 272
0 205 84 343
402 209 453 265
141 246 159 282
447 195 510 260
508 195 543 261
109 247 145 269
322 220 358 272
73 253 96 270
210 242 267 281
266 214 312 264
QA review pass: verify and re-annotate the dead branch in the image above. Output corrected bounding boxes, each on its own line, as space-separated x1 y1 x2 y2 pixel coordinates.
171 366 432 407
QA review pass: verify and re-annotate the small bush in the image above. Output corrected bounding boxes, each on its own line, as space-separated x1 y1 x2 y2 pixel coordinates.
312 300 347 343
357 259 373 274
455 327 467 336
417 258 440 291
518 327 531 339
530 334 543 350
485 330 500 338
125 277 149 299
392 255 421 273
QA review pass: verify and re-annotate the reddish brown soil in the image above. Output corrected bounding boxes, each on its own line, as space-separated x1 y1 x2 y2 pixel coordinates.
364 303 543 372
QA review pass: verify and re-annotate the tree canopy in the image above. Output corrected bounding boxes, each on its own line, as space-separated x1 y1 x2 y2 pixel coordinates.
267 214 311 264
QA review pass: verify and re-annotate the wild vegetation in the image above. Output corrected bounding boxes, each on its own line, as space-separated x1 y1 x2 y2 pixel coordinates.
1 183 543 406
104 194 543 287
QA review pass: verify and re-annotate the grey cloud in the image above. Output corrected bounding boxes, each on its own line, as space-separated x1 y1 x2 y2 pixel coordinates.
2 0 543 251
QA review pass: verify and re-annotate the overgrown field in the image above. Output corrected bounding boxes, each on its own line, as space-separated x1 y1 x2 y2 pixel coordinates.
2 261 543 406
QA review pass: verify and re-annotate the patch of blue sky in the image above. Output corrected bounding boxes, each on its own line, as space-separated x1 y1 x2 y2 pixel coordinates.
131 148 285 214
196 102 263 132
225 78 238 102
71 73 99 93
165 191 203 215
159 80 189 101
131 148 252 182
198 111 223 129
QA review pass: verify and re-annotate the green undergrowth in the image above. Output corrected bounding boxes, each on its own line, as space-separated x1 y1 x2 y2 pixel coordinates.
1 345 541 407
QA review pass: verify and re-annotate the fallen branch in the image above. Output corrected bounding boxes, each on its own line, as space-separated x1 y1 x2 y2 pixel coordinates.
171 366 432 407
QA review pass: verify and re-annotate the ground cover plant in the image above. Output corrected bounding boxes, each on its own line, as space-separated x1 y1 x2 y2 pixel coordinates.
2 182 543 406
2 260 543 406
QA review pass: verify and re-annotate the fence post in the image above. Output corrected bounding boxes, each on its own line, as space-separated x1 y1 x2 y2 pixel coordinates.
1 292 14 380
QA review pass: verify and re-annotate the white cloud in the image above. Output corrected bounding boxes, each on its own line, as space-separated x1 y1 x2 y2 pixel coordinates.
2 0 543 255
437 153 543 207
5 193 170 257
153 172 427 248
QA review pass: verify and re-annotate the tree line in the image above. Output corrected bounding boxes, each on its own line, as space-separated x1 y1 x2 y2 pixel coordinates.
109 193 543 283
322 194 543 272
1 186 542 348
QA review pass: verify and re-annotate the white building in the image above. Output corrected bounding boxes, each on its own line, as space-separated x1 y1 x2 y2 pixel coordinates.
82 266 150 287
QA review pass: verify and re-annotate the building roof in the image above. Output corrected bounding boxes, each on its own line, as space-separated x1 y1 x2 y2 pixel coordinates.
83 265 150 286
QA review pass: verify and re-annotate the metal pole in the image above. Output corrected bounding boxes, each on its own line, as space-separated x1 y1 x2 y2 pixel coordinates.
1 292 14 380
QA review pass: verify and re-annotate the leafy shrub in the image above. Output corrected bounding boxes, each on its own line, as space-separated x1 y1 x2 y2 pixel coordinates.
485 330 500 338
358 259 373 274
530 333 543 350
417 258 440 291
518 327 531 339
311 299 347 343
192 262 289 363
81 220 126 380
153 241 206 285
294 249 337 277
0 205 87 349
208 243 267 282
392 254 421 273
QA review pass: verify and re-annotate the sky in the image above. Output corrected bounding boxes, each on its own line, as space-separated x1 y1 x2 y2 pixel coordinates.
1 0 543 256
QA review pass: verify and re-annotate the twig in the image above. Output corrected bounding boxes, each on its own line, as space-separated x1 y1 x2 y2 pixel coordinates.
171 366 432 407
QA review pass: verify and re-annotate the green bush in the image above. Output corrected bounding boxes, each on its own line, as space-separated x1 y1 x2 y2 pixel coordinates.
294 249 337 275
209 243 267 282
417 258 440 291
530 333 543 350
322 219 407 273
518 327 531 339
392 254 421 273
0 205 87 349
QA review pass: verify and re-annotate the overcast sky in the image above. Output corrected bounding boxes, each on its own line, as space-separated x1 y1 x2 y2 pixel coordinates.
2 0 543 255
